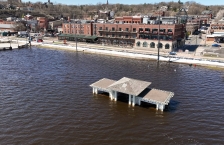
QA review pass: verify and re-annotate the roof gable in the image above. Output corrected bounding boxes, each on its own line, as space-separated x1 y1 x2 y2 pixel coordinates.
107 77 151 96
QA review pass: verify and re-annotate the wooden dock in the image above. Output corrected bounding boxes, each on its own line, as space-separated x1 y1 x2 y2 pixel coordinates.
90 77 174 111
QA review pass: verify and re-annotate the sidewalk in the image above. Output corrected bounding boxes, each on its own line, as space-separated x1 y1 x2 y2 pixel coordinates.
48 39 224 61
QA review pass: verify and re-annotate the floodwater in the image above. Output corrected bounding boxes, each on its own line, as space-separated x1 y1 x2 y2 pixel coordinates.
0 48 224 144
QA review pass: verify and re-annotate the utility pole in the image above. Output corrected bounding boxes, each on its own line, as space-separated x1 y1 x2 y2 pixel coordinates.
196 35 197 45
75 23 77 51
26 19 27 47
8 36 12 50
157 9 161 62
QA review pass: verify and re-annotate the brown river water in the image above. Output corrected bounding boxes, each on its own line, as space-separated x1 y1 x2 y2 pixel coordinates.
0 47 224 145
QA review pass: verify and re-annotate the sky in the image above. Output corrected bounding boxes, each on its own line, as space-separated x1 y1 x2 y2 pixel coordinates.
23 0 223 6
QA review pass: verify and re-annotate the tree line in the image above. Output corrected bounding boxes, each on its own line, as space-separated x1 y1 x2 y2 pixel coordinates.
1 1 224 20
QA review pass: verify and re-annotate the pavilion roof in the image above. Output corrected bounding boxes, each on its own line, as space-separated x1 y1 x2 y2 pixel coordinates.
107 77 151 96
90 78 116 91
141 88 174 105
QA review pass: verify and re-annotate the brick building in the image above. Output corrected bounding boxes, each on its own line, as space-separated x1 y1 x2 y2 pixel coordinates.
62 22 92 36
37 17 48 30
115 16 142 24
93 22 185 51
60 16 186 51
0 19 15 32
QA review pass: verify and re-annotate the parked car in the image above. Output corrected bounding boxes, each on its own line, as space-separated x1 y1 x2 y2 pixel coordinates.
169 51 177 55
212 44 221 47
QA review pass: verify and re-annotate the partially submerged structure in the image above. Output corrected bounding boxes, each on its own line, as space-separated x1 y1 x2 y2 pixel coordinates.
90 77 174 111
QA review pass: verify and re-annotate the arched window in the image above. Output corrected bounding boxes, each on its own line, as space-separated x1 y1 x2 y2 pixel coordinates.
150 42 155 48
143 42 148 47
136 41 141 47
158 43 163 48
165 43 170 49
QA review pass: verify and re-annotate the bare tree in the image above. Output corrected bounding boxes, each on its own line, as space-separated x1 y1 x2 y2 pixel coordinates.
13 22 26 31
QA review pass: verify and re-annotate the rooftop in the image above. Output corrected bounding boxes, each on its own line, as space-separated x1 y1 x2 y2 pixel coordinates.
107 77 151 96
141 88 174 105
90 78 116 92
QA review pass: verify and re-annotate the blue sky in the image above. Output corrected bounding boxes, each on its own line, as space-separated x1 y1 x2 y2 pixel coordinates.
23 0 223 6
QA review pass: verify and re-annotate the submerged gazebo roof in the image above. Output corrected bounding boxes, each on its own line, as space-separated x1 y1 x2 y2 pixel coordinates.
141 88 174 105
107 77 151 96
90 78 116 92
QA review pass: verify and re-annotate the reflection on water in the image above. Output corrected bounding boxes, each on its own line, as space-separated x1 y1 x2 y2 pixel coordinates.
0 47 224 144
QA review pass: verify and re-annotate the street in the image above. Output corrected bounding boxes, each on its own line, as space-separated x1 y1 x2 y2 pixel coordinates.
184 34 205 52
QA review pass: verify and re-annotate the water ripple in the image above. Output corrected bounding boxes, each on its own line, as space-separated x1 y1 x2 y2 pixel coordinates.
0 48 223 144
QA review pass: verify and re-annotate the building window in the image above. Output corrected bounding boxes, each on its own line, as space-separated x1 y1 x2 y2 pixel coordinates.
133 28 136 32
99 27 102 30
168 29 173 33
139 28 143 32
112 34 115 37
106 34 108 37
132 34 136 38
125 28 129 32
136 41 141 47
119 28 122 31
145 28 150 32
158 43 163 48
139 34 144 39
125 35 128 38
143 42 148 47
100 33 102 36
106 27 108 30
145 34 150 39
168 36 173 40
165 44 170 49
119 34 121 37
152 29 158 34
150 42 155 48
112 27 115 31
160 29 166 33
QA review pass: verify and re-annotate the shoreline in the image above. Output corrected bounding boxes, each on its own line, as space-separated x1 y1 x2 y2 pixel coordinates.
36 43 224 68
3 39 224 69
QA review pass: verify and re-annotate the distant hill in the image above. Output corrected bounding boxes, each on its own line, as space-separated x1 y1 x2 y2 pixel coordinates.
0 9 49 20
0 1 223 20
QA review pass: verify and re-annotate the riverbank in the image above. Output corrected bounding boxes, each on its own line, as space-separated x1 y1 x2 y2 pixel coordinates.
35 42 224 68
2 37 224 68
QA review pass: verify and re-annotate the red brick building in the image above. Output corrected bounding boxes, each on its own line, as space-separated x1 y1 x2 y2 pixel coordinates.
0 19 15 32
62 22 93 36
93 23 185 51
115 16 142 24
37 17 48 30
61 16 186 51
